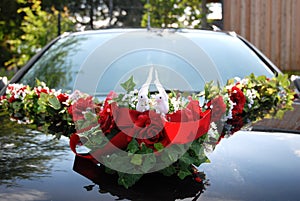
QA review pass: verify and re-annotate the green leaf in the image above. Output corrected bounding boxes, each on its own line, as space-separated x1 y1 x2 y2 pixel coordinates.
160 165 177 176
12 101 22 110
141 154 156 173
48 95 61 110
83 111 97 122
130 154 143 166
139 143 153 154
154 142 164 151
179 152 196 165
178 169 192 180
120 76 136 92
127 139 140 153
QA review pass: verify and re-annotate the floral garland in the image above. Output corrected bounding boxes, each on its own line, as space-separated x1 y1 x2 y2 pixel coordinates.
0 73 295 188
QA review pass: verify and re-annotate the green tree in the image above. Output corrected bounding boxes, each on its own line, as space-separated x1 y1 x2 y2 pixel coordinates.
0 0 23 71
5 0 75 70
65 0 146 29
103 0 146 28
141 0 185 28
141 0 211 29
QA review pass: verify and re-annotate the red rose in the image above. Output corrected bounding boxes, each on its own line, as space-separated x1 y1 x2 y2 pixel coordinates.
98 91 118 134
57 93 69 103
0 95 6 101
8 95 16 103
166 100 204 122
207 96 227 122
99 102 116 134
229 86 246 116
135 111 170 149
34 87 51 97
186 100 204 120
68 96 95 121
226 115 244 134
134 112 151 128
166 110 185 122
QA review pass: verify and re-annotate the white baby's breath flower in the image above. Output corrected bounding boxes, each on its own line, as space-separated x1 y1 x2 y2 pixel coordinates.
69 90 87 103
131 89 138 95
122 94 128 102
170 97 180 112
221 94 234 121
207 122 218 138
240 78 249 85
234 77 241 82
225 84 234 91
203 122 220 154
53 89 62 96
245 88 257 108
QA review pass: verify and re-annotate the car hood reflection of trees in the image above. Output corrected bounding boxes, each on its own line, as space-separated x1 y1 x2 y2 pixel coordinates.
0 114 68 187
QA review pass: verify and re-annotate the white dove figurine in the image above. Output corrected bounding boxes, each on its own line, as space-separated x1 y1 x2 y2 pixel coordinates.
154 69 169 115
136 67 153 112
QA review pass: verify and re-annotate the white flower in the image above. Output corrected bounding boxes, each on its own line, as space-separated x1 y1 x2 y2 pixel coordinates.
221 93 234 121
203 122 220 154
69 90 87 103
239 78 249 85
207 122 218 138
122 94 128 102
170 97 180 111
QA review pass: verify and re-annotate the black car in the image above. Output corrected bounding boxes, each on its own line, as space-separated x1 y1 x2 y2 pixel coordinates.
0 29 300 201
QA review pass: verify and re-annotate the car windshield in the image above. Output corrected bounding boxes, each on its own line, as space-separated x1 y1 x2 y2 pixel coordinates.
19 30 274 96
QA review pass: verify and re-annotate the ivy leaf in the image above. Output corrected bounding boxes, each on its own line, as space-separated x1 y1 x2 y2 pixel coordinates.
83 111 97 122
130 154 143 166
140 143 153 154
180 152 196 165
12 101 22 111
120 76 136 92
160 165 176 176
37 93 48 113
48 95 61 110
141 154 156 173
178 169 192 180
154 142 164 151
127 139 139 153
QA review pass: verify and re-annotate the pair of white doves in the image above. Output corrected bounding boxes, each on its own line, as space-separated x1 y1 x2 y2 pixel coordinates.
136 67 169 115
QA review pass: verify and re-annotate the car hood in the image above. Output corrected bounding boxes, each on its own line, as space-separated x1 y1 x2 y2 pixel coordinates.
200 130 300 201
1 122 299 201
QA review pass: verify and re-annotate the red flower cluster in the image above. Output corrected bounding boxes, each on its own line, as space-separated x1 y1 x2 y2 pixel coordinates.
5 84 27 103
166 100 205 122
129 110 170 149
68 96 96 121
57 93 69 103
229 86 246 117
74 95 212 153
207 96 227 122
224 86 247 134
34 87 52 97
99 91 118 134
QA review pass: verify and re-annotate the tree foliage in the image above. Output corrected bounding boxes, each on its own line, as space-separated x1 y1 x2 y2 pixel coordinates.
0 0 23 71
63 0 146 29
5 0 75 70
0 0 215 75
141 0 209 29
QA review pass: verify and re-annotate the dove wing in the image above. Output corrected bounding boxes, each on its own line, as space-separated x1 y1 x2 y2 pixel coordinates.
138 67 153 96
